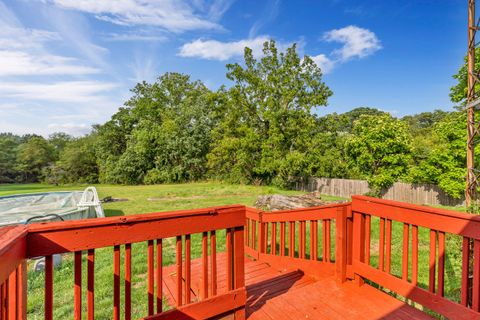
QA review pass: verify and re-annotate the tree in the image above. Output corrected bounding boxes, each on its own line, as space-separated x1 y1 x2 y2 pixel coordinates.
48 132 73 160
95 73 216 184
408 112 471 199
16 136 54 182
50 135 99 184
346 114 413 193
0 133 22 183
208 40 333 186
450 47 480 105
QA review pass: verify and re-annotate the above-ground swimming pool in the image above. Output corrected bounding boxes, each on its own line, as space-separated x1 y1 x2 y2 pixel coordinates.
0 187 104 226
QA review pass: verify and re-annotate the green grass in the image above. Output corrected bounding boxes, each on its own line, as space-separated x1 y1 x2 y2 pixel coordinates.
1 182 309 319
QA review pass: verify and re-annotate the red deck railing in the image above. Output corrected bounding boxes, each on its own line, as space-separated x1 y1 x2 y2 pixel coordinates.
0 205 246 320
2 196 480 319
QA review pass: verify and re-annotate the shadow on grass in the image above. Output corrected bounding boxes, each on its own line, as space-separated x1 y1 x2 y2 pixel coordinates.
104 209 125 217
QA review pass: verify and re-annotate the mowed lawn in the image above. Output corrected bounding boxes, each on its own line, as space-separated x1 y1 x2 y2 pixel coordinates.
0 183 465 318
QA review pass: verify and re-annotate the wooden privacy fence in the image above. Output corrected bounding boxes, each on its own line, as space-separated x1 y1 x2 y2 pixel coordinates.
295 177 465 206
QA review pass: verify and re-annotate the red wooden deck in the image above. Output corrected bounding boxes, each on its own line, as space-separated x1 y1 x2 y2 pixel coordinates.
162 253 431 319
3 197 480 319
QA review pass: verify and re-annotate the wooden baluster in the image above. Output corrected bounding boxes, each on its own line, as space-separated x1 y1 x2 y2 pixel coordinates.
226 229 233 291
461 237 470 307
148 240 154 315
280 222 286 256
437 232 445 297
429 230 437 293
156 239 163 313
87 249 95 320
264 223 269 253
326 220 331 262
252 221 256 251
245 219 250 248
271 223 277 255
74 251 82 320
125 244 132 320
210 231 217 296
310 221 315 260
185 234 191 304
347 216 353 266
402 223 409 281
233 226 246 319
379 218 385 271
289 222 295 258
385 219 392 273
322 220 328 262
176 236 183 307
258 221 268 253
300 221 306 259
0 283 2 320
0 282 3 319
113 246 120 320
45 255 53 320
0 283 3 320
473 239 480 311
313 220 318 261
365 215 371 265
7 271 16 320
17 262 27 320
412 225 418 286
202 232 208 299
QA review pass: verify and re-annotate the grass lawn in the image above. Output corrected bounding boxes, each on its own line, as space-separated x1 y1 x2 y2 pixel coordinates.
1 183 464 318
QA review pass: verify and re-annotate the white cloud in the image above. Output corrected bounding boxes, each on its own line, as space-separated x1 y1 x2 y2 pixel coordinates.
179 36 268 60
0 51 98 76
323 25 381 61
310 54 335 74
0 81 117 103
48 0 229 32
179 36 296 61
104 32 168 42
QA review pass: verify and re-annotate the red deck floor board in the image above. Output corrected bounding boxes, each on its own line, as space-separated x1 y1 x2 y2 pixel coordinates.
162 254 432 319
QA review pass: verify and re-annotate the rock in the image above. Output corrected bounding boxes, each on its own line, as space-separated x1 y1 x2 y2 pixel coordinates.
254 192 342 211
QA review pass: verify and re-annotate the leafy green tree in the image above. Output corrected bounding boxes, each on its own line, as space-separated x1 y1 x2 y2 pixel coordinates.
408 112 471 199
450 47 480 105
0 133 22 183
16 136 54 182
208 40 333 186
346 114 413 193
53 135 99 183
48 132 74 160
95 73 215 184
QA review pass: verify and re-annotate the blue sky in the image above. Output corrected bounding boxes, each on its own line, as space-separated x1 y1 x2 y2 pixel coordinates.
0 0 466 136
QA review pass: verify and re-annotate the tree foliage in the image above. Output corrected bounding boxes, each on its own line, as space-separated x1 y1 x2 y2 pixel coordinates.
346 114 413 193
208 40 332 186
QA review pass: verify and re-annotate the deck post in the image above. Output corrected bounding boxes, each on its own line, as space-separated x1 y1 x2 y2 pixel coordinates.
233 226 246 319
352 211 365 286
335 206 348 283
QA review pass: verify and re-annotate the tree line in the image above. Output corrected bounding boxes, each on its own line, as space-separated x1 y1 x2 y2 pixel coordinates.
0 41 474 199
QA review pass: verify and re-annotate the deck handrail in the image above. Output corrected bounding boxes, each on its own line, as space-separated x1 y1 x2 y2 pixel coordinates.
0 205 247 320
351 195 480 319
245 202 353 281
